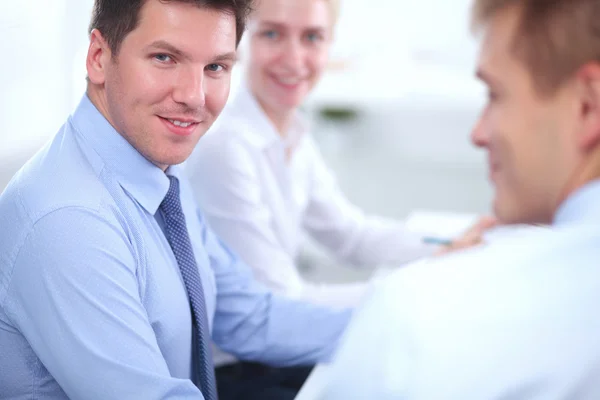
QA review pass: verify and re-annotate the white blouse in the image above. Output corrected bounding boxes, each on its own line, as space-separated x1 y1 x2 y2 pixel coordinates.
186 84 435 310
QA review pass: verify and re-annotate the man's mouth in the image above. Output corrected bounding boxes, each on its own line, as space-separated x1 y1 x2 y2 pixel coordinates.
167 119 195 128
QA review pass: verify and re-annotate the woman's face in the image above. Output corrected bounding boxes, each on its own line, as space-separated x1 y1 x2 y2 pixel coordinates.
247 0 333 117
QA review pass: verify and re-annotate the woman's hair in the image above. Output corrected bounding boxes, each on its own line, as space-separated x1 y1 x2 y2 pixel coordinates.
326 0 341 25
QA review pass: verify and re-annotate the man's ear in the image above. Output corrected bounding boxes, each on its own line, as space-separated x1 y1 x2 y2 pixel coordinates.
576 62 600 151
86 29 112 85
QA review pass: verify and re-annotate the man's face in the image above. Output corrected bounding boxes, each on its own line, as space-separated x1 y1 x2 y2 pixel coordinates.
88 0 237 169
472 6 580 225
246 0 332 117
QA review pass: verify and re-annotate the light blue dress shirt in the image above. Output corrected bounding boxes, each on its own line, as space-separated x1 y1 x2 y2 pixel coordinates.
0 95 352 399
322 180 600 399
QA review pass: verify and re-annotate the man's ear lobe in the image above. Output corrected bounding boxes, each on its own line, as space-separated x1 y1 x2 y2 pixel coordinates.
577 63 600 150
86 29 111 85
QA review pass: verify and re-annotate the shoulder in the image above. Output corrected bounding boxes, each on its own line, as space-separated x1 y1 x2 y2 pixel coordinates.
2 125 113 224
0 127 133 288
372 224 591 322
380 228 534 286
0 202 133 314
1 149 131 261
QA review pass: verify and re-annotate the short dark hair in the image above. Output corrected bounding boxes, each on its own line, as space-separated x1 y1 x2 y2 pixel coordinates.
89 0 253 55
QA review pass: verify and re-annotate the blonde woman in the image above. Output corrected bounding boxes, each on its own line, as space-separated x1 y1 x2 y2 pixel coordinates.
189 0 442 317
187 0 491 398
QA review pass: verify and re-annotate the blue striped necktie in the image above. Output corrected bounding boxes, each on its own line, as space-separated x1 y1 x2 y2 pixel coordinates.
160 176 218 400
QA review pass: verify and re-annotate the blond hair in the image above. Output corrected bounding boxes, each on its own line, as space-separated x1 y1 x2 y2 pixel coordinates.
472 0 600 96
250 0 340 26
325 0 341 25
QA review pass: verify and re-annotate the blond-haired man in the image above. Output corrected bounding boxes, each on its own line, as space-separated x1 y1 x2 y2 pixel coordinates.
322 0 600 398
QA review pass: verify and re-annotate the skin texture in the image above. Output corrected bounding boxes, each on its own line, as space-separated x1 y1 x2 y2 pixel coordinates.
86 0 238 170
471 4 600 225
246 0 333 134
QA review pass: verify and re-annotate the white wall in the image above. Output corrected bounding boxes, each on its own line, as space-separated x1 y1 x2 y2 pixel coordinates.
332 0 477 69
307 0 486 165
0 1 93 186
0 1 91 166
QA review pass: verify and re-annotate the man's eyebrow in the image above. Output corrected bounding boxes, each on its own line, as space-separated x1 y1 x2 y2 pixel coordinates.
212 52 238 63
145 40 190 61
146 41 237 64
259 20 327 32
258 21 286 29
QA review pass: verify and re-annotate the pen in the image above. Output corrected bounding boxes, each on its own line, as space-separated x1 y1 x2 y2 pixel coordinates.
422 237 453 246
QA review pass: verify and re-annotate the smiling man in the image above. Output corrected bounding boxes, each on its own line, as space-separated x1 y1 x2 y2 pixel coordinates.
321 0 600 398
0 1 354 399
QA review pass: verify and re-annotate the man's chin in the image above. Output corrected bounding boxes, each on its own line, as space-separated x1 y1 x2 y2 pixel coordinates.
149 150 195 171
165 153 193 167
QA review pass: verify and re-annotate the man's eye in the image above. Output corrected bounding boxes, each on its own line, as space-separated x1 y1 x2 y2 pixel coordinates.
262 30 279 39
306 32 323 42
154 54 173 63
207 64 224 72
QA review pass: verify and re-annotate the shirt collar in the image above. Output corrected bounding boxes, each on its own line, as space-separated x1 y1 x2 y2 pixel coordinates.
228 81 308 150
553 179 600 226
69 94 182 215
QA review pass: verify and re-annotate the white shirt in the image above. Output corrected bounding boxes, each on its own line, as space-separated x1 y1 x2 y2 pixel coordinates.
322 180 600 400
186 84 435 365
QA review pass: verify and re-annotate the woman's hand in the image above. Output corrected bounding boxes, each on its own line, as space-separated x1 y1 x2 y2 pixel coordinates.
435 216 498 256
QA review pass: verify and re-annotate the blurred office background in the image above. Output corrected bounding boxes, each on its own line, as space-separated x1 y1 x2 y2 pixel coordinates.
0 0 493 281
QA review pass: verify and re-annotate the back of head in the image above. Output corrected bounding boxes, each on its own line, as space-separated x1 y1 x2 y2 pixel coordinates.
472 0 600 97
470 0 600 224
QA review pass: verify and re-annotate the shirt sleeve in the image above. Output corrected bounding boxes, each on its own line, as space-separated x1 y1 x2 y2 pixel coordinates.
187 136 368 308
196 209 353 367
303 137 437 267
4 207 203 400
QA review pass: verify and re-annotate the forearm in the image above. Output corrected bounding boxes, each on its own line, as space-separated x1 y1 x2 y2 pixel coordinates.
246 295 354 366
298 281 369 309
339 216 437 267
213 286 353 367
